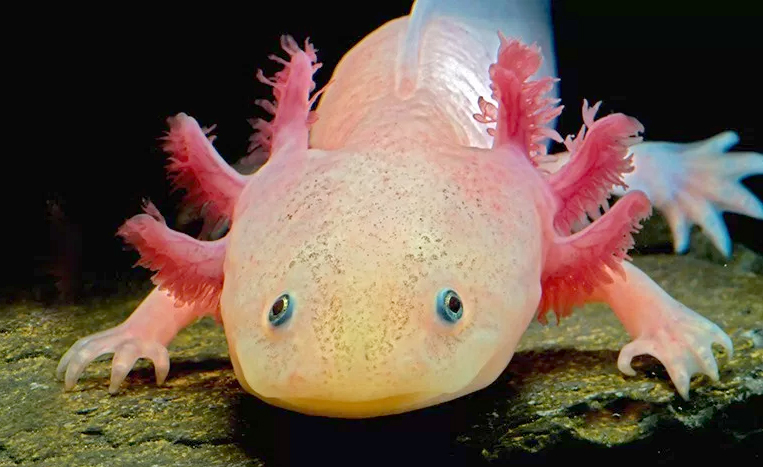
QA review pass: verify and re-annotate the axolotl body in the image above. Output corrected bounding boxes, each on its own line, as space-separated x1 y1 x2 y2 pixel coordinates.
57 0 763 418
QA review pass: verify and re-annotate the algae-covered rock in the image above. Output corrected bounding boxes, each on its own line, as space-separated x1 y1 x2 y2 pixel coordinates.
454 254 762 462
1 253 761 466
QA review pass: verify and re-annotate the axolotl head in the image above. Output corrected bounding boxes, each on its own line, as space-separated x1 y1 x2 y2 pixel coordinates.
219 144 544 418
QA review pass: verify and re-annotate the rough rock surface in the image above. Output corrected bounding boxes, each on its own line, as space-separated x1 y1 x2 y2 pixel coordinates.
2 253 761 466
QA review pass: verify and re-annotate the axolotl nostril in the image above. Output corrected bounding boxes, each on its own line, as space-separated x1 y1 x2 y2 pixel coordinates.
57 0 762 418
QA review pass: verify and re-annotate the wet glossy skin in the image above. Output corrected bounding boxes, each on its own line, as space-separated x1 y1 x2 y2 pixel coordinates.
55 1 754 416
220 140 545 417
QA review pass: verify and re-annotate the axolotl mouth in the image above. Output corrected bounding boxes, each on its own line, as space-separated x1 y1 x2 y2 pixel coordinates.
229 350 512 418
224 321 518 418
252 392 442 418
227 342 466 418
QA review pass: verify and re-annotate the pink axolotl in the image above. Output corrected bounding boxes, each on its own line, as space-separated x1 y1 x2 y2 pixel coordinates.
57 0 762 418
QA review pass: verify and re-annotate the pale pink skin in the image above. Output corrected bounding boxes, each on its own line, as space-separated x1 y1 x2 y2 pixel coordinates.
57 3 761 418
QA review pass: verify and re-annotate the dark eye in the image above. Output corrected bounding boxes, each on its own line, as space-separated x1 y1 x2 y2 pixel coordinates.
436 289 463 323
268 293 294 327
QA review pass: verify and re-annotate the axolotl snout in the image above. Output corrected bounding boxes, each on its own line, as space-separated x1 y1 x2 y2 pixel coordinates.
57 0 762 418
224 135 547 416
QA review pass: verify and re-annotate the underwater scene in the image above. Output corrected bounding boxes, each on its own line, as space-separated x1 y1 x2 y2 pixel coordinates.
6 1 762 465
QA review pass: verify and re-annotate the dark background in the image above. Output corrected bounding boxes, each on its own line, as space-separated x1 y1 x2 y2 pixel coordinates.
11 1 762 301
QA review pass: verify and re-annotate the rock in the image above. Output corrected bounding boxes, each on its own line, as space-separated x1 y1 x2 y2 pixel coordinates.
1 254 761 466
455 254 763 462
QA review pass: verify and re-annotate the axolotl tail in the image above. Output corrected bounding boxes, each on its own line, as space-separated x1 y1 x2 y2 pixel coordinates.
396 0 556 97
310 0 557 152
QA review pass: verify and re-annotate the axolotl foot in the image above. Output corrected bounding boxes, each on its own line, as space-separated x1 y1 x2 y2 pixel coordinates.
618 131 763 257
56 324 170 394
616 298 733 400
591 262 734 399
486 39 737 400
56 287 211 393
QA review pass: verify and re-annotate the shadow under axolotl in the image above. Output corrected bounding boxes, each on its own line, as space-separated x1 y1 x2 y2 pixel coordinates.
115 347 754 464
224 347 632 466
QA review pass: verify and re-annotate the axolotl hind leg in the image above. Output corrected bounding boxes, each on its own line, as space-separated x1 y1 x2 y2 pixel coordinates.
615 131 763 257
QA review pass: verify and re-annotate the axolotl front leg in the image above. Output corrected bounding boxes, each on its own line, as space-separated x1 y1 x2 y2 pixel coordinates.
57 286 208 393
538 108 735 399
484 38 733 399
540 189 733 399
57 37 323 393
540 213 733 399
590 261 732 398
56 113 240 392
539 120 737 398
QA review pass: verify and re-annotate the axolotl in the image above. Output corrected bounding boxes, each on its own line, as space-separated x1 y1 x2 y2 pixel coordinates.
57 0 763 418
